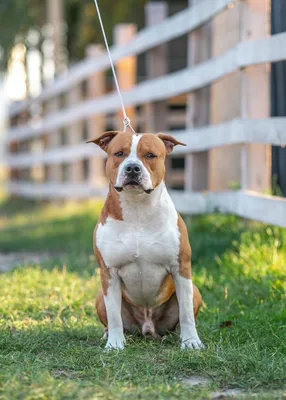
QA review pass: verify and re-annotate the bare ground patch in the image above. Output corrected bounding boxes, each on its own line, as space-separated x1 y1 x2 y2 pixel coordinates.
0 252 61 272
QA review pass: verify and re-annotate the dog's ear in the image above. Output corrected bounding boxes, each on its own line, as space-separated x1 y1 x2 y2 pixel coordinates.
87 131 119 152
157 133 186 154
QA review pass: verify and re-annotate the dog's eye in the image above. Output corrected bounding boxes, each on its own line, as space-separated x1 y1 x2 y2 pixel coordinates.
114 151 124 157
146 153 157 159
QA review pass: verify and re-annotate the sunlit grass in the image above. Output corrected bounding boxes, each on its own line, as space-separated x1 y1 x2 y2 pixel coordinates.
0 195 285 399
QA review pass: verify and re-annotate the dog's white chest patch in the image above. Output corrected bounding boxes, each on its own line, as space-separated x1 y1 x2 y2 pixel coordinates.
97 218 179 268
96 185 180 306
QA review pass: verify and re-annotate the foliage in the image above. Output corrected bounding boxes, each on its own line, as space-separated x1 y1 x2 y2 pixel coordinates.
66 0 148 62
0 0 45 68
0 0 147 70
0 196 285 398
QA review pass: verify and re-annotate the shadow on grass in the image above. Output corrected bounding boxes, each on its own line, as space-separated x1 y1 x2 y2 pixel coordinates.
0 196 42 217
0 212 97 253
185 214 246 265
1 205 244 259
1 198 286 397
1 301 285 392
0 215 286 395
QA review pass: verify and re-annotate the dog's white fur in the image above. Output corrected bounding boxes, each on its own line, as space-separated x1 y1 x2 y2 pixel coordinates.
96 134 202 350
115 134 153 191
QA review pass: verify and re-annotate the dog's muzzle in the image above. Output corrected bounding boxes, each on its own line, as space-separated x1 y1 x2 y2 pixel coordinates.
114 162 154 194
125 162 142 177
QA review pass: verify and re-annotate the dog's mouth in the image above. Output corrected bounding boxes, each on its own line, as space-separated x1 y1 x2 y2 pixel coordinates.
125 180 139 187
114 180 140 193
114 180 153 194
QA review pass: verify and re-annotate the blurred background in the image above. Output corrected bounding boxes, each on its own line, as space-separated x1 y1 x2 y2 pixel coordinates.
0 0 286 208
1 4 286 397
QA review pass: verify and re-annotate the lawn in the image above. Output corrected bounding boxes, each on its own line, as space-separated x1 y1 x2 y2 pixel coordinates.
0 194 285 399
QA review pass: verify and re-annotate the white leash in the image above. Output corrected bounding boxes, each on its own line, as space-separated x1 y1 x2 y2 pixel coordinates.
93 0 135 134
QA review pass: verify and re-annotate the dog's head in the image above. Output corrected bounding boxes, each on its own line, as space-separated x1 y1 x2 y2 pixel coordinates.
88 131 186 194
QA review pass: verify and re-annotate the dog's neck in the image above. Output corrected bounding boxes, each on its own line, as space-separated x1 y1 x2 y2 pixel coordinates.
117 181 175 225
119 180 164 204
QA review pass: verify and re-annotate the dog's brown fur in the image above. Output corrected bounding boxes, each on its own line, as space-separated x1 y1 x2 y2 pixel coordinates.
89 131 202 337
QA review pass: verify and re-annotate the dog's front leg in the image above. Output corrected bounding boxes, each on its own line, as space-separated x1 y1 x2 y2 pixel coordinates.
104 269 125 350
172 272 204 350
173 215 204 350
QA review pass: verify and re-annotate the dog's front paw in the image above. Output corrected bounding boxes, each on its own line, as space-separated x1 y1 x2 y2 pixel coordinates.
105 340 125 350
180 324 204 350
181 336 204 350
105 328 125 351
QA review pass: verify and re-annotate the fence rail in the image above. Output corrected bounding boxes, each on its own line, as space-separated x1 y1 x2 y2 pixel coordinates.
5 0 286 228
5 118 286 168
6 31 286 144
8 0 232 118
6 180 286 229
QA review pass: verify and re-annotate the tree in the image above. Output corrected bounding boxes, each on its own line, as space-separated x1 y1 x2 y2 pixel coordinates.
0 0 147 70
66 0 148 62
0 0 45 69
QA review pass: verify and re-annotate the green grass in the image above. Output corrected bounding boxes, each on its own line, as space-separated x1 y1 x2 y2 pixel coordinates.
0 196 286 399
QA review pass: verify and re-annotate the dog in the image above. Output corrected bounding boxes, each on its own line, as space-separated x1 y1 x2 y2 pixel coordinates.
88 131 203 350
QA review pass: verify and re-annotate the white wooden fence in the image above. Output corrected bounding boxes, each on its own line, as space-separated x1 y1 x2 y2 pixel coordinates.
5 0 286 228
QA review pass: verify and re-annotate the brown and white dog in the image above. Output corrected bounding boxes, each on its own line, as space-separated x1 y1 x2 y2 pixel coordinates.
88 131 203 350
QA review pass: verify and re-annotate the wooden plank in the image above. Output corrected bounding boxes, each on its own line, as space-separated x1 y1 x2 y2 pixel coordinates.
223 191 286 228
239 0 270 192
47 0 66 74
67 84 83 183
45 97 61 182
113 24 137 130
238 31 286 66
209 2 242 191
6 180 286 228
2 49 239 142
173 118 286 153
5 118 286 168
86 45 107 188
8 0 232 118
5 142 103 168
171 190 286 228
144 2 168 133
185 0 211 191
7 31 286 144
7 181 108 199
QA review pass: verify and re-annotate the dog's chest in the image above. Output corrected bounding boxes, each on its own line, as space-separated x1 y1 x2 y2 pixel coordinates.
97 215 179 307
96 217 180 270
96 187 181 306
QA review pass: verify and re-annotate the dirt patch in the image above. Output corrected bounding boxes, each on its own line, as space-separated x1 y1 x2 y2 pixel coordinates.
211 389 244 399
0 252 58 272
183 376 244 398
183 375 212 387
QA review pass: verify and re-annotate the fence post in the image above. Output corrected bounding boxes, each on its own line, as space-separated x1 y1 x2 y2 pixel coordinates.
240 0 270 192
209 0 270 192
67 84 83 183
8 109 30 184
46 97 61 182
209 3 241 191
86 44 107 189
47 0 66 75
185 0 211 192
113 24 137 132
144 2 168 134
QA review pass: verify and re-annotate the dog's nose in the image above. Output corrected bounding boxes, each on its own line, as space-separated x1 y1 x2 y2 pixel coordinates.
125 163 141 175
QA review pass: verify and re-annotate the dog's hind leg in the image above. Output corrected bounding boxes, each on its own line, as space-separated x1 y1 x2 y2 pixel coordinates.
96 289 139 335
193 284 202 318
96 289 108 327
154 284 202 336
154 294 179 335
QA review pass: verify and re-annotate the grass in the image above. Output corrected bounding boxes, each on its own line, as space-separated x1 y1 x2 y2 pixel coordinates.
0 195 286 399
